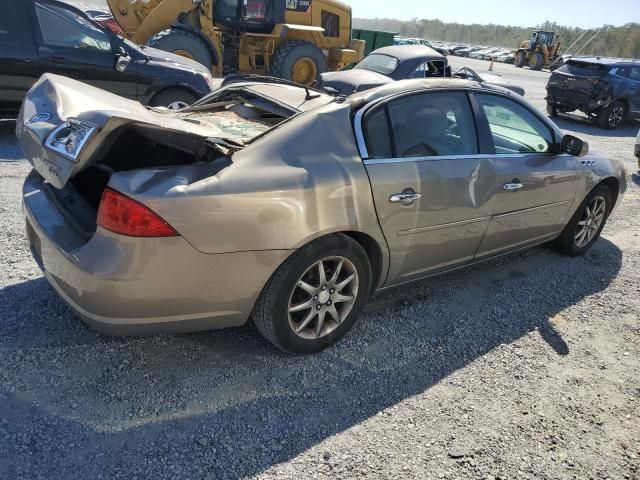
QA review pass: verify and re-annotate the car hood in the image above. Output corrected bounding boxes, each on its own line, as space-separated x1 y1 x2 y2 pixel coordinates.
16 74 267 188
134 45 211 76
481 74 525 96
318 69 392 96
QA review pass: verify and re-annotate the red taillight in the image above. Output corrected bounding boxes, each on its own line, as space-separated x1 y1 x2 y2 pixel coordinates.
97 188 178 237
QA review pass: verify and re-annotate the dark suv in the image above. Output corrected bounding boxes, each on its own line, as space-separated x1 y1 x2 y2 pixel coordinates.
546 58 640 129
0 0 215 117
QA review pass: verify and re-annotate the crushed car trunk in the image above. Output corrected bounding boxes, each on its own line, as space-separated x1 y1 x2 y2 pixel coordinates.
17 74 298 240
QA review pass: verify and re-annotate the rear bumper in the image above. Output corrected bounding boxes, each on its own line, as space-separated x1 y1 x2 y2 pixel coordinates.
23 171 291 335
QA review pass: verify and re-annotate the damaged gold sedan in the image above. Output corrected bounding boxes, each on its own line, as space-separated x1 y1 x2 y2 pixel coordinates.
18 74 626 353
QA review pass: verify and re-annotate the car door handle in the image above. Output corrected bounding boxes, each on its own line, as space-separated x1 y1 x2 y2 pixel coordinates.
503 183 524 192
389 190 422 205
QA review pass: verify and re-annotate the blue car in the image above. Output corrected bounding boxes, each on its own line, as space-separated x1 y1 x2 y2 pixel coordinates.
546 57 640 129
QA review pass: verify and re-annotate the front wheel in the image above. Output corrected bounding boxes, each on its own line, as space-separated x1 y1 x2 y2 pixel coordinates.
554 185 613 256
270 40 327 85
529 52 544 70
150 88 197 110
253 235 372 354
514 51 527 68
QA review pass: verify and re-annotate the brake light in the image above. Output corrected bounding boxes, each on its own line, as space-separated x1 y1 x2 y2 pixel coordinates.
97 188 178 237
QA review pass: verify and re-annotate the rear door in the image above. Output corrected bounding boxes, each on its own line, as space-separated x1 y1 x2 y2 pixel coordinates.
615 65 640 114
0 2 40 116
358 90 495 285
473 92 578 258
31 1 138 99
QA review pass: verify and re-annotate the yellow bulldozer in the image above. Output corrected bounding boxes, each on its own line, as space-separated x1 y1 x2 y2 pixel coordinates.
513 30 561 71
106 0 365 85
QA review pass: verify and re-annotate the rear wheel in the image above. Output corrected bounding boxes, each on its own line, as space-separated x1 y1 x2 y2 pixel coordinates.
554 185 613 256
529 52 544 70
514 51 527 68
546 102 558 117
149 29 213 71
596 100 627 130
270 40 326 85
253 234 372 354
150 88 197 110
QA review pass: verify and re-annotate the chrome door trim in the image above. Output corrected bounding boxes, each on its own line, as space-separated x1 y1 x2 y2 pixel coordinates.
493 200 570 218
398 215 491 236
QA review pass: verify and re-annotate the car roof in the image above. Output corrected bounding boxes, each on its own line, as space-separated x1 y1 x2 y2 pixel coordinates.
370 45 444 61
569 57 640 66
349 77 508 105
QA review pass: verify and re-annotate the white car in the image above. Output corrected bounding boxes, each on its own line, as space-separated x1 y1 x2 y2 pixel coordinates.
470 48 501 59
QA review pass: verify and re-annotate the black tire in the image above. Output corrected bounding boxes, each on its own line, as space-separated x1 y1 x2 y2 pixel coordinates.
270 40 326 85
529 52 544 71
253 234 372 354
514 51 527 68
596 100 627 130
546 102 558 117
149 29 213 71
554 185 613 256
149 88 197 110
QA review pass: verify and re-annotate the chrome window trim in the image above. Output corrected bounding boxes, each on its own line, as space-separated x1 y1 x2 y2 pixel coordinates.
353 85 565 161
363 152 569 166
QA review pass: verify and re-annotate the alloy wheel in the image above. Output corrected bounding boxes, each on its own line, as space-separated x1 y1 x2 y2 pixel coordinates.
167 101 190 111
287 256 359 340
608 105 624 127
574 195 606 248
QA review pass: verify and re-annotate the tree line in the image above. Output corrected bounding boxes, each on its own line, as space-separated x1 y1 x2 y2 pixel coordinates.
353 18 640 59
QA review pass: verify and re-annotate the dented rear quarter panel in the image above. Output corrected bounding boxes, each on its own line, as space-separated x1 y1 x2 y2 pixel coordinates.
109 101 390 285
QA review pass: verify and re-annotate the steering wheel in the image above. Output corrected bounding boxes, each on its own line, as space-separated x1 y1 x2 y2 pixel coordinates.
402 143 438 157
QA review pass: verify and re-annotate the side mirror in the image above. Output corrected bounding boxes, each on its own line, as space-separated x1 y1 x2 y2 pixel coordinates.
561 134 589 157
115 49 131 73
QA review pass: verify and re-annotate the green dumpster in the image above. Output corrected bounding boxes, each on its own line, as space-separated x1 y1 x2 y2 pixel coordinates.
352 29 398 56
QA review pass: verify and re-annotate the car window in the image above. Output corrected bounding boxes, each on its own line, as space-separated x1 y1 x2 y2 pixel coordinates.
411 61 444 78
35 2 111 52
476 93 554 154
362 107 392 159
362 92 478 158
355 54 399 75
629 67 640 82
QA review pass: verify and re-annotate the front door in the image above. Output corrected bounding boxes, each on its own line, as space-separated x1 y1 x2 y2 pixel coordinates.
473 92 578 258
0 2 40 115
359 91 495 285
32 1 138 99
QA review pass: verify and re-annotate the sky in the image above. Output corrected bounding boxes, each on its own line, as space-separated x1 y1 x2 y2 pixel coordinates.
349 0 640 28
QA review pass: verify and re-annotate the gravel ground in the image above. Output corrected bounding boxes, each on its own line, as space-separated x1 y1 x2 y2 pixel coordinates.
1 55 639 479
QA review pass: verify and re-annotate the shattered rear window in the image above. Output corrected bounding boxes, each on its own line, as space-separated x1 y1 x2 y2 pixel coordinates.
177 110 271 141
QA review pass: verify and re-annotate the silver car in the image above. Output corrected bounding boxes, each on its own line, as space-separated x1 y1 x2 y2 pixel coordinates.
18 74 627 353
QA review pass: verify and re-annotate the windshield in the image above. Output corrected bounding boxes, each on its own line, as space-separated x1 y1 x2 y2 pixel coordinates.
355 54 400 75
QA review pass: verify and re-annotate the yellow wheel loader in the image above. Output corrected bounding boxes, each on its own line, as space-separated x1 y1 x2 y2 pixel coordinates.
513 30 561 71
106 0 365 85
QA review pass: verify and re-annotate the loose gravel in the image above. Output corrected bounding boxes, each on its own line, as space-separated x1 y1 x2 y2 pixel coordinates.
1 55 639 479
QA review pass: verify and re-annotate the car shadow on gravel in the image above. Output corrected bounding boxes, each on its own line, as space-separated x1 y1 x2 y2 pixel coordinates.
551 115 639 138
0 121 22 162
0 238 622 479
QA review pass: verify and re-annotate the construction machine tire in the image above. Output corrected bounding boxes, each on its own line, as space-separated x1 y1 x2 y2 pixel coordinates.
529 52 544 71
270 40 326 86
149 29 213 71
514 51 527 68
